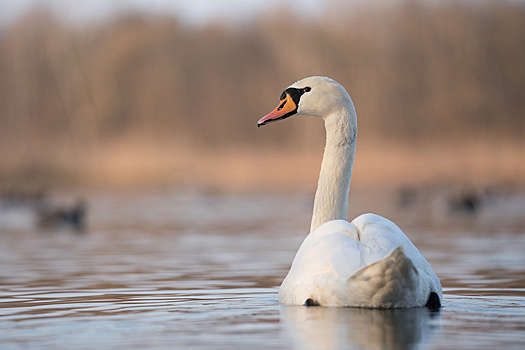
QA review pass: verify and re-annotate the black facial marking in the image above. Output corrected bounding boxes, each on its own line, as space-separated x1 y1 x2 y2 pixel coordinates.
285 87 310 105
258 86 311 127
284 87 302 106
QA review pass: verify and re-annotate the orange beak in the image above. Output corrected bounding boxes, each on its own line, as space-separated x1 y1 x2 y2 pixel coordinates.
257 93 297 127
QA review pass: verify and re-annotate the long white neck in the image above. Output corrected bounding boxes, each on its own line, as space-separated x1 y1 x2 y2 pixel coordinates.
310 105 357 232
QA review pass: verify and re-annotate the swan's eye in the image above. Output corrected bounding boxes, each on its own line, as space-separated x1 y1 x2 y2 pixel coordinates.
280 91 287 100
304 87 311 92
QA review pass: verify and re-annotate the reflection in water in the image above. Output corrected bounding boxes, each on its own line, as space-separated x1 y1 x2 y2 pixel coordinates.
280 306 442 350
0 193 524 349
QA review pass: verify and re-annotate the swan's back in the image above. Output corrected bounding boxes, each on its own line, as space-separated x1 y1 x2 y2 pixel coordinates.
279 214 442 308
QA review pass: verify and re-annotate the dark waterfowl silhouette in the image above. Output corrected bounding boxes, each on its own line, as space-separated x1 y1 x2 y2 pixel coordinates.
37 199 87 230
448 187 485 213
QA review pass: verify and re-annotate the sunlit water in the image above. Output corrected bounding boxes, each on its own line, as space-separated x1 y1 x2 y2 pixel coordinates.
1 191 524 349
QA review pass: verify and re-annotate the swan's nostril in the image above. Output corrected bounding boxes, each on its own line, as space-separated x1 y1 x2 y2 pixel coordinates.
277 100 287 111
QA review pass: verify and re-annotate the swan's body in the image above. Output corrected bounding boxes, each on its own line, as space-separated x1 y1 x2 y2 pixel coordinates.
258 76 442 308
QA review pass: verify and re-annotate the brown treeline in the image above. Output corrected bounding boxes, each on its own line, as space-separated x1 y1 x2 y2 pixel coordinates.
0 0 524 189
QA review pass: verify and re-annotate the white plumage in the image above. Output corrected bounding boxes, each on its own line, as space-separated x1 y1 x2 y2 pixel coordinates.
258 76 442 308
280 216 441 307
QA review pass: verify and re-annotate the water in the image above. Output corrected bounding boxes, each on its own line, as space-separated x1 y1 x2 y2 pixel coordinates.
0 191 524 350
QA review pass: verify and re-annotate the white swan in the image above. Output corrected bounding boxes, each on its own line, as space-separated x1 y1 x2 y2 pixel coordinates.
258 76 442 308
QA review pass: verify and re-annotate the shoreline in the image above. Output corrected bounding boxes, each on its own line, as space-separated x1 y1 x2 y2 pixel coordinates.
1 140 523 192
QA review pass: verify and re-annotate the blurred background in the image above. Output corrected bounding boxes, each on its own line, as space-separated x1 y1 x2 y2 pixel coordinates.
0 0 523 193
1 2 525 349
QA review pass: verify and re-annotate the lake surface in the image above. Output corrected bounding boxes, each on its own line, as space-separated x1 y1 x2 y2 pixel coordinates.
0 190 524 350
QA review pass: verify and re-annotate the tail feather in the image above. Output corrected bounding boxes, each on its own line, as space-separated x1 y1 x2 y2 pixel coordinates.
346 246 422 308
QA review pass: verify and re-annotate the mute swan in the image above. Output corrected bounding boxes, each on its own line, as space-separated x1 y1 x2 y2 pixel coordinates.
257 77 442 308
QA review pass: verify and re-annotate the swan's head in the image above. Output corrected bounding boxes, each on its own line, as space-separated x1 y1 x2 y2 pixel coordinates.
257 76 352 127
